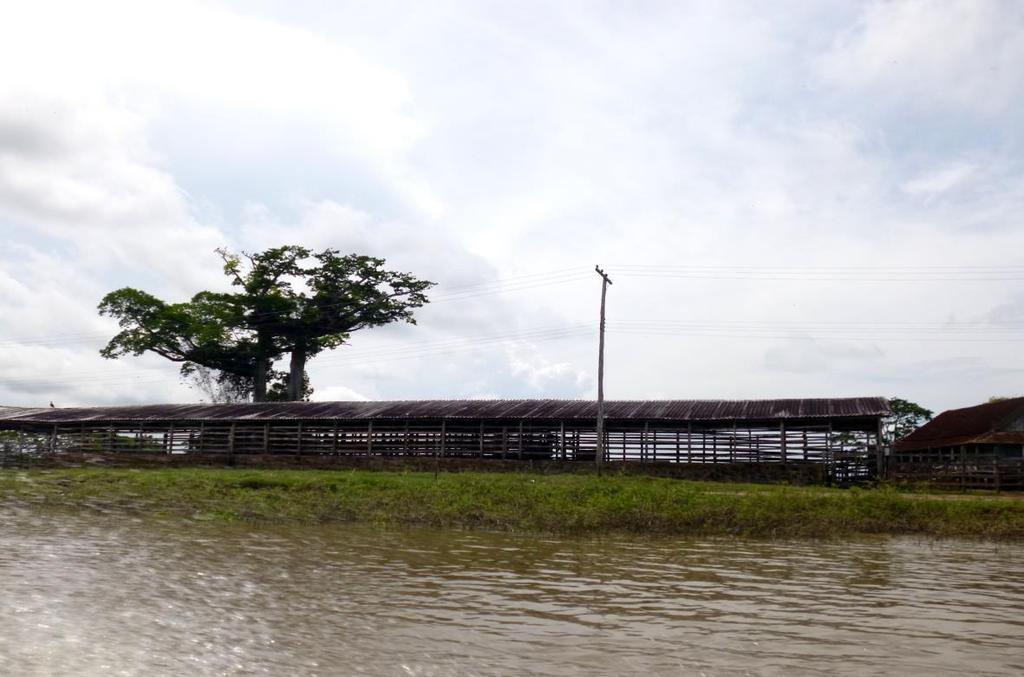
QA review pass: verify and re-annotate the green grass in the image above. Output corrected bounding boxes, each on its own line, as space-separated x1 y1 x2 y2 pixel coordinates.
2 468 1023 539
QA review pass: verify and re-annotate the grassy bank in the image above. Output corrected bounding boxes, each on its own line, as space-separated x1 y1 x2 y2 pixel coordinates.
2 468 1023 539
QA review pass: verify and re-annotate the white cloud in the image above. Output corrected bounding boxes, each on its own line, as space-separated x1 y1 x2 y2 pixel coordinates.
901 162 978 197
819 0 1024 114
0 0 1022 414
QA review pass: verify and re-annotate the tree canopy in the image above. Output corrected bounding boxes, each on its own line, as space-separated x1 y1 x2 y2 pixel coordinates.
99 288 262 386
218 246 434 400
98 246 434 401
886 397 933 442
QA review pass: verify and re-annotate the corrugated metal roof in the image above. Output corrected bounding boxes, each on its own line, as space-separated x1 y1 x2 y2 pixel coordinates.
896 397 1024 451
0 397 890 425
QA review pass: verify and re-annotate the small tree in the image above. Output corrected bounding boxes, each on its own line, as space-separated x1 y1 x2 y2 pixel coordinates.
886 397 933 443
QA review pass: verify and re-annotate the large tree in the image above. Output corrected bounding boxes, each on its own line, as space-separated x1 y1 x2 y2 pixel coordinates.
218 246 435 400
216 246 307 401
99 246 433 401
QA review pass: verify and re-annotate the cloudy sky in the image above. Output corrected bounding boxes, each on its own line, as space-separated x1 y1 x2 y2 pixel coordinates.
0 0 1022 413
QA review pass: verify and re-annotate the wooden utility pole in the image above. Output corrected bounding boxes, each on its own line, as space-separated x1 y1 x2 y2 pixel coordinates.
595 265 612 473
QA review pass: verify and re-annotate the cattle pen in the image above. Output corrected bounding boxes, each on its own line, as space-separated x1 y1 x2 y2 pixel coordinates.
0 398 890 484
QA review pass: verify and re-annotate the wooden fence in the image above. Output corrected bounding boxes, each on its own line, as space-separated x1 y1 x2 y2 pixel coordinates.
0 419 880 483
886 455 1024 491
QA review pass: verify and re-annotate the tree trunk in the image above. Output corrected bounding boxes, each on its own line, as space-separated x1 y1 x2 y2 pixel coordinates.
253 359 267 402
288 340 307 401
252 330 272 402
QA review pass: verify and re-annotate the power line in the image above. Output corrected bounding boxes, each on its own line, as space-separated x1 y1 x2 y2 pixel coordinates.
4 260 1023 346
0 324 597 385
0 269 593 346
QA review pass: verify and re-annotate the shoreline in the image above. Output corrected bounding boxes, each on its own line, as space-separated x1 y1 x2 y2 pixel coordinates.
2 468 1023 539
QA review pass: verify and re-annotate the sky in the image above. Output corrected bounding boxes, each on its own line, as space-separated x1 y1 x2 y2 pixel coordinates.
0 0 1022 414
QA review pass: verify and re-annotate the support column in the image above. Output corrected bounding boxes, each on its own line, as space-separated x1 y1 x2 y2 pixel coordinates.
643 421 650 463
686 422 692 462
876 417 885 478
731 422 738 463
780 420 787 466
559 421 566 461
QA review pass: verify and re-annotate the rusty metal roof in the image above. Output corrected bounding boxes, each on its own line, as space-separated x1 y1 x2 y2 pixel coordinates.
896 397 1024 451
0 397 890 426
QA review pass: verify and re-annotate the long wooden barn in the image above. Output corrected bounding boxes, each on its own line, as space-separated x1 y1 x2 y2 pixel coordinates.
891 397 1024 489
0 398 889 480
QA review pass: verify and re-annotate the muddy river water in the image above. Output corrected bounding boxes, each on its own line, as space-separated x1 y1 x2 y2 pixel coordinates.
0 508 1021 675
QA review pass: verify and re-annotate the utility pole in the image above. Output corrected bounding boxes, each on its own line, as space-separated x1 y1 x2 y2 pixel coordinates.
594 265 612 473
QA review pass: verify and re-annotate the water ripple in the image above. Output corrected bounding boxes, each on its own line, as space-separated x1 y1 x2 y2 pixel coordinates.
0 509 1022 676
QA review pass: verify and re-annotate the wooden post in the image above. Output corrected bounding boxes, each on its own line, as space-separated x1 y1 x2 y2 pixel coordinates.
263 424 269 454
960 445 967 492
167 424 175 454
198 422 206 454
780 420 787 466
560 421 566 461
367 420 374 457
479 421 485 458
675 429 680 463
876 417 885 479
826 422 833 484
517 420 524 460
296 421 304 456
402 419 409 456
686 422 692 463
49 425 58 454
228 422 236 457
731 422 738 463
440 419 447 458
643 421 649 463
501 425 508 460
594 265 613 473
